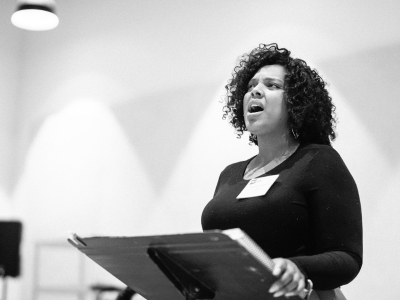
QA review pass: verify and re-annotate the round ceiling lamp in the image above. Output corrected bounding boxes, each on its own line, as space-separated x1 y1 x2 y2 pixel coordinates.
11 0 59 31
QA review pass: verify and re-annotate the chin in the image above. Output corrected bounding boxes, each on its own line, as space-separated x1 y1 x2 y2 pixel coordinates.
246 123 268 136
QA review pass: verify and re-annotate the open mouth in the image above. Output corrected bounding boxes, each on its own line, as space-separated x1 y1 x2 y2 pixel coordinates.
248 103 264 113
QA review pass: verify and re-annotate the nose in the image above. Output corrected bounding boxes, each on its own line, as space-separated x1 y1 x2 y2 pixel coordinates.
251 85 263 99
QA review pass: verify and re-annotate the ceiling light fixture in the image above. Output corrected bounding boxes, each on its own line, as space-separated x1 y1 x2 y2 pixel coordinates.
11 0 59 31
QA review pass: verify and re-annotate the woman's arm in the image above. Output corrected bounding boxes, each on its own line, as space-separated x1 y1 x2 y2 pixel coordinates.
290 146 363 289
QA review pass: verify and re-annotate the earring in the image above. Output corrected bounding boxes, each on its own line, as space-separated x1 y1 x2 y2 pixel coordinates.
291 128 299 139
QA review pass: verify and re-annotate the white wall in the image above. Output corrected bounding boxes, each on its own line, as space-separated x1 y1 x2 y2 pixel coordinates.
1 0 400 299
0 0 21 213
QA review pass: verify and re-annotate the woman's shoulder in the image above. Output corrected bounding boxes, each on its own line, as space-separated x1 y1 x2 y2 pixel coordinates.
300 142 334 151
299 143 350 174
299 143 341 158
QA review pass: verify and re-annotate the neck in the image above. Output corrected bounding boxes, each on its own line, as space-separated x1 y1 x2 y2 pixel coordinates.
255 130 299 164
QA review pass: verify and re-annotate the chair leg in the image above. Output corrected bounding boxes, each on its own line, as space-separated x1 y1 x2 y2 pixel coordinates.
0 275 7 300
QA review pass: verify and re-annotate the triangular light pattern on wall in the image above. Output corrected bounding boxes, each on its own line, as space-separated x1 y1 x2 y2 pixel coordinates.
11 0 59 31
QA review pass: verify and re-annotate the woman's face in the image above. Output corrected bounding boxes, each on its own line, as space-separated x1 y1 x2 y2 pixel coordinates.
243 64 289 139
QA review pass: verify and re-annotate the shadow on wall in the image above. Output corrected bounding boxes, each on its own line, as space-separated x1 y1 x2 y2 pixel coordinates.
111 81 222 195
320 43 400 166
8 81 222 199
8 114 48 197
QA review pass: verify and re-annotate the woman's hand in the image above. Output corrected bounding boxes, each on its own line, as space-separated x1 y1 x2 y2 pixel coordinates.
269 258 306 298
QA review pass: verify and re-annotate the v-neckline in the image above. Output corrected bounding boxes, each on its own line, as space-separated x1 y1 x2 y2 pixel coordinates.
240 143 302 181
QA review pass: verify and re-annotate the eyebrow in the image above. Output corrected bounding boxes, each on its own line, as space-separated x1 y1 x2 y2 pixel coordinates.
248 77 284 84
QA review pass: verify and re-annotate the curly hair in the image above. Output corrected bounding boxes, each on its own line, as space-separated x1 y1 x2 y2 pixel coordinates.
223 43 336 145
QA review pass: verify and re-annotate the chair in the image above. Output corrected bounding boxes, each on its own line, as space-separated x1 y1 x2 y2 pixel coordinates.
0 221 22 300
90 285 136 300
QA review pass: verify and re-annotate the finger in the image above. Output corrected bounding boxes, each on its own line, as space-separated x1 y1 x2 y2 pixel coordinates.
295 277 306 293
284 278 305 297
269 271 293 294
275 272 303 297
280 266 295 285
269 278 281 294
274 280 297 297
272 259 286 276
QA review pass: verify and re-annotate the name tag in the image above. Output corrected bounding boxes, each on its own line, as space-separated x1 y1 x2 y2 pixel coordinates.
236 175 279 199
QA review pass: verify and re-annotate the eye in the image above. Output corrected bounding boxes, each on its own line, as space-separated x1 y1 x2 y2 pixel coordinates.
267 83 281 89
247 83 256 91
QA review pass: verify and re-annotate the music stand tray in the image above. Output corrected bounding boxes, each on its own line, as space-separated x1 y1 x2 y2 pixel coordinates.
68 228 302 300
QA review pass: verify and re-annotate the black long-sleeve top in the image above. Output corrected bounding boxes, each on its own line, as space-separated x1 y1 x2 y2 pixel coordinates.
201 143 362 290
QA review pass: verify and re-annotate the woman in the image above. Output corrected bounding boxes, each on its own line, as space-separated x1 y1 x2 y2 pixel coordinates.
201 44 362 299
